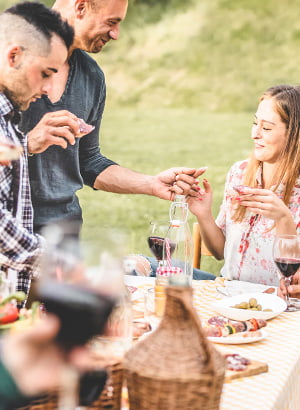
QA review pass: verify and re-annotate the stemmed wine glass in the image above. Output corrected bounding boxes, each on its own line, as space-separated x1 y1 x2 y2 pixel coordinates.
147 221 176 272
273 234 300 312
38 223 120 409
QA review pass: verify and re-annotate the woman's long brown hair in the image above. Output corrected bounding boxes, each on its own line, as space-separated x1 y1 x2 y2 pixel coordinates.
233 85 300 222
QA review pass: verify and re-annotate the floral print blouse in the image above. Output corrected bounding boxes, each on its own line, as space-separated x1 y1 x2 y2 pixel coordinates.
215 160 300 286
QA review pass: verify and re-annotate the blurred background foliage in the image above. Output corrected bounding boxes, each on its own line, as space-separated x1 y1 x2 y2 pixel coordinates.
2 0 300 112
1 0 299 274
2 0 299 112
99 0 300 111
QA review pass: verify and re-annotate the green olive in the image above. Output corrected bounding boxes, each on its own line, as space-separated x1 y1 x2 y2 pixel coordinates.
256 304 262 311
249 298 258 308
263 308 273 312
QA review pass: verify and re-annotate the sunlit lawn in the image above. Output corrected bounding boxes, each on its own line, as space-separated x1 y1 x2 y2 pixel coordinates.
79 108 253 275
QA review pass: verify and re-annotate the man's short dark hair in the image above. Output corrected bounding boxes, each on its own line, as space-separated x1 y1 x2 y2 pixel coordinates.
5 1 74 50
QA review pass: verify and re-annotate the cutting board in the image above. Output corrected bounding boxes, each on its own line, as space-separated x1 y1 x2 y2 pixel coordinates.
225 359 268 381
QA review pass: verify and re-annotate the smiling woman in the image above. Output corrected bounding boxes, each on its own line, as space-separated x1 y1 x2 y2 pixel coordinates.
187 84 300 287
252 98 288 165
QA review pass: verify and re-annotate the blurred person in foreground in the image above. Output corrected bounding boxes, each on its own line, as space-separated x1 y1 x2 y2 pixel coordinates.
0 1 74 299
0 315 92 410
20 0 204 240
187 85 300 289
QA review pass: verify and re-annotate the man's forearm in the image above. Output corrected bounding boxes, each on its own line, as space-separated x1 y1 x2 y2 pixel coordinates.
93 165 155 195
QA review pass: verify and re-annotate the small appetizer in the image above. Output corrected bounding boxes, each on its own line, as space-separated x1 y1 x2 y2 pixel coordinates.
203 315 267 337
225 353 251 371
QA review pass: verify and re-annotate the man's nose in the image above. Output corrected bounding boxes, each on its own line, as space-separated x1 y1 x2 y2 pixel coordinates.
41 78 53 95
109 26 120 40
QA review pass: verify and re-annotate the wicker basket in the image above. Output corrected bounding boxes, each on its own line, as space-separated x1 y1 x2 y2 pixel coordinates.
15 361 123 410
124 283 226 410
14 393 58 410
87 361 123 409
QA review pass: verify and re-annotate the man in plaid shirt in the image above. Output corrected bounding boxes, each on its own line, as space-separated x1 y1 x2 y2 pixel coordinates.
0 2 74 301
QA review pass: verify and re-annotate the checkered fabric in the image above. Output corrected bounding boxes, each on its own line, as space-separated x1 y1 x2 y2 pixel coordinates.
0 93 44 299
156 266 183 276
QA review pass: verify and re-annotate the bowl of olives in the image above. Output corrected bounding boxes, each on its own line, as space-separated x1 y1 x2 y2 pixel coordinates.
211 292 287 321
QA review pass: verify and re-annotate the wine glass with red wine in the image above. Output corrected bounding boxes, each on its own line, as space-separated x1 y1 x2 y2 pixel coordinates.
273 234 300 312
37 223 126 408
147 221 176 272
38 223 117 350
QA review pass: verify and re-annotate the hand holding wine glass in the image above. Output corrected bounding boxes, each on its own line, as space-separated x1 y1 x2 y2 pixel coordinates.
38 226 116 350
38 223 119 409
273 234 300 312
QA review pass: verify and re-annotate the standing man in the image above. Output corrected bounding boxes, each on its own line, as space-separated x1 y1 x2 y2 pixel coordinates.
0 1 74 297
20 0 205 236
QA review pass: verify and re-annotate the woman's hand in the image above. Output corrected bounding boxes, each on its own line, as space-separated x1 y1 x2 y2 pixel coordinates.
237 188 296 234
238 188 287 220
186 179 213 218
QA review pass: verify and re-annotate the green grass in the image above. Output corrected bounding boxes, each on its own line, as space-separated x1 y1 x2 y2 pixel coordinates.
2 0 300 112
99 0 300 111
79 109 253 274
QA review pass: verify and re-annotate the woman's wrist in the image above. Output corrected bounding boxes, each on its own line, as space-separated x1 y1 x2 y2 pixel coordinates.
276 212 297 235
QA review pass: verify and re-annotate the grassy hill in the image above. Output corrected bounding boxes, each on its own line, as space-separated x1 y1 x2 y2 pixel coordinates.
98 0 300 111
2 0 300 111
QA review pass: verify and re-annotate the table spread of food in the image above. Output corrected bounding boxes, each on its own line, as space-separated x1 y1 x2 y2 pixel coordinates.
126 276 300 410
1 275 300 410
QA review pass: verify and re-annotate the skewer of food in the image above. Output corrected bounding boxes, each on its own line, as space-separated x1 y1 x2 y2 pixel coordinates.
203 315 267 338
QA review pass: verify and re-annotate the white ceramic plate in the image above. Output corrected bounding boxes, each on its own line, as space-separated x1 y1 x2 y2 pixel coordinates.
211 292 287 321
128 288 145 302
216 280 277 297
124 275 155 302
208 329 267 345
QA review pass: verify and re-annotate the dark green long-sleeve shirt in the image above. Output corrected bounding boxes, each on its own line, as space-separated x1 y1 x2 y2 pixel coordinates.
0 359 27 409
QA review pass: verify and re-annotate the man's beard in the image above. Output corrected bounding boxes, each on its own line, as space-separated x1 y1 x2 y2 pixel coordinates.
3 86 26 111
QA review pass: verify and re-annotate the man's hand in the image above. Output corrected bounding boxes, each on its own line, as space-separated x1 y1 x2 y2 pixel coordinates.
278 271 300 299
2 315 92 397
152 167 207 200
27 110 92 154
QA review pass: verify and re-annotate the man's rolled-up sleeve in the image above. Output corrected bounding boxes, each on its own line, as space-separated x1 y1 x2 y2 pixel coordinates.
78 75 118 188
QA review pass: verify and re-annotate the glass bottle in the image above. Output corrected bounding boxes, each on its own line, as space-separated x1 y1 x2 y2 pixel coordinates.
164 194 193 285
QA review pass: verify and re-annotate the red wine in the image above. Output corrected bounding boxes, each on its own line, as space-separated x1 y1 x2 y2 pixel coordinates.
275 258 300 278
147 236 176 260
38 281 115 349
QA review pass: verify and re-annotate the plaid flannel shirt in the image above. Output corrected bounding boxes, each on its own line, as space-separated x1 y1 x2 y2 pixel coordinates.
0 93 44 298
